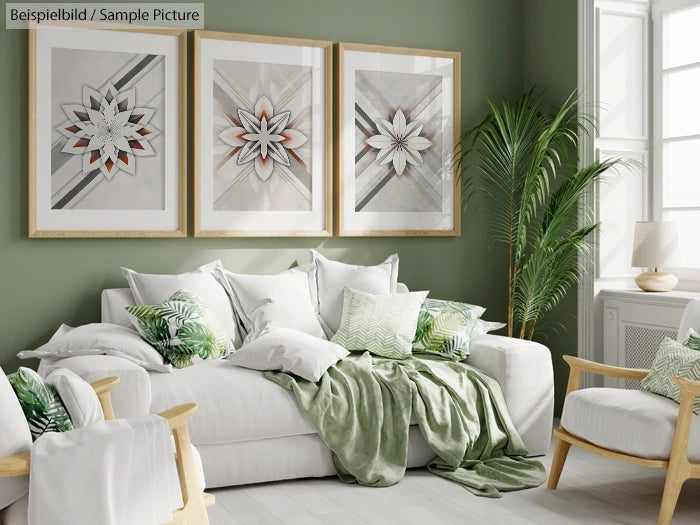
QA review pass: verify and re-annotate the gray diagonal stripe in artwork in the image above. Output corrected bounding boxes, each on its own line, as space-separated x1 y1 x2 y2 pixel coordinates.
355 171 393 212
114 55 157 90
51 54 159 176
354 103 380 165
52 169 101 209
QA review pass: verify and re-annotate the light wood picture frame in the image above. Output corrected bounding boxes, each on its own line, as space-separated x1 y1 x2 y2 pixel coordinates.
28 23 187 238
336 42 461 237
193 31 332 237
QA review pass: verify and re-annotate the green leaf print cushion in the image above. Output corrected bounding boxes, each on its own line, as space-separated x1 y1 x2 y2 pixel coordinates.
412 299 485 360
126 289 235 368
9 367 74 441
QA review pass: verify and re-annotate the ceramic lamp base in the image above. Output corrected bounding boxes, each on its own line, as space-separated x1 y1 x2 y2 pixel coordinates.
634 271 679 292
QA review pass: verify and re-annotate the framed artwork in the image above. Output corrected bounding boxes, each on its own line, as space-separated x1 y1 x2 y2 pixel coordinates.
193 31 332 237
336 43 461 236
29 24 187 238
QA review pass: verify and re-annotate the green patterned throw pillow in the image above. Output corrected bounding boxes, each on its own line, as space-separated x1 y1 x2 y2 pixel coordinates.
126 289 235 368
8 367 74 440
412 299 485 360
331 287 429 359
641 337 700 414
683 328 700 351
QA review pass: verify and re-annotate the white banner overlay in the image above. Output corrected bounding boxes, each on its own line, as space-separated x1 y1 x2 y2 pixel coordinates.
7 3 204 29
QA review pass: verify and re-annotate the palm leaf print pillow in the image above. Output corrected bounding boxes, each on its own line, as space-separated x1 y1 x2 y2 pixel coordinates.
126 289 235 368
412 299 485 360
9 367 74 440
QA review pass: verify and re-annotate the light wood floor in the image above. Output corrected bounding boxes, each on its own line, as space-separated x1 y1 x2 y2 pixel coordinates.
206 428 700 525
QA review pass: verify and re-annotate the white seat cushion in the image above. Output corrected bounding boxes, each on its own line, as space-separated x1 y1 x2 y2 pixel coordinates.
561 387 700 461
149 360 317 446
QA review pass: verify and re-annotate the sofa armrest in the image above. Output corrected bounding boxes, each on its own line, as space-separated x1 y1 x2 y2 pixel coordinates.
466 334 554 456
38 355 151 418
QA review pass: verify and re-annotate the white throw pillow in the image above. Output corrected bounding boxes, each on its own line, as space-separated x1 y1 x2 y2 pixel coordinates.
17 323 172 373
45 369 104 428
311 250 399 335
228 326 348 382
0 367 31 510
472 320 507 336
121 260 242 347
219 267 325 341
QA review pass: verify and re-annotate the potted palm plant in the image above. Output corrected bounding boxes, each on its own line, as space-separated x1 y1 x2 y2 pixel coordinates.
457 89 620 340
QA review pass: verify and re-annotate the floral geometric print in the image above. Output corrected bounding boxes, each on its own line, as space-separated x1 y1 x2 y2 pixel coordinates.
57 82 159 181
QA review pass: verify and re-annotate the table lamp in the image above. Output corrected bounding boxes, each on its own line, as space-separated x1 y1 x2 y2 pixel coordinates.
631 221 680 292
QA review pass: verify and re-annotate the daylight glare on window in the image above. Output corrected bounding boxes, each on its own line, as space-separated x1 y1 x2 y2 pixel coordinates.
660 2 700 269
664 4 700 68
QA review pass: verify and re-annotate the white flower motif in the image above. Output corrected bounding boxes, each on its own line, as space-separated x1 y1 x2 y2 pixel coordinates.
365 109 433 176
57 82 159 181
219 96 308 182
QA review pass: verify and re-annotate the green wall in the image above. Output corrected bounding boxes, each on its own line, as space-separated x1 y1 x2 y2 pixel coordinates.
522 0 579 415
0 0 579 413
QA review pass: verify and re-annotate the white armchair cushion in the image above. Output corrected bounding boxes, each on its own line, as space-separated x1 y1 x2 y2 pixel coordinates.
0 367 31 510
39 356 152 419
45 368 104 429
561 387 700 462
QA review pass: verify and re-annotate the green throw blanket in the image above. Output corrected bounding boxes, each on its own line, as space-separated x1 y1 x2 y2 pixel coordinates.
265 352 545 497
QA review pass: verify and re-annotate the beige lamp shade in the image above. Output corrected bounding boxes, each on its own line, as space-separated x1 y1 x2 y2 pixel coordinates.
631 221 680 292
631 221 680 268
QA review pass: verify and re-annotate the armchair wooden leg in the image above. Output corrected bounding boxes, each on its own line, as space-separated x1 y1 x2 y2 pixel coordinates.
547 434 571 489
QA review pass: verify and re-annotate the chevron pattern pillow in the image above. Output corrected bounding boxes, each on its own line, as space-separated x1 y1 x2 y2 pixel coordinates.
412 299 486 360
641 337 700 414
331 287 429 359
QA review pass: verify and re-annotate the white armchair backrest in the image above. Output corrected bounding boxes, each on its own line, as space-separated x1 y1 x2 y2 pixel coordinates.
677 299 700 343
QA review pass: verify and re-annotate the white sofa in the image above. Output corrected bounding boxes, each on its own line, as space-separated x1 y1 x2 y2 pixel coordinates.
38 287 555 489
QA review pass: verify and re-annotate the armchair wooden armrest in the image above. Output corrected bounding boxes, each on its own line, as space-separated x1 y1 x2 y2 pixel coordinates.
0 452 30 478
562 355 650 395
91 376 120 420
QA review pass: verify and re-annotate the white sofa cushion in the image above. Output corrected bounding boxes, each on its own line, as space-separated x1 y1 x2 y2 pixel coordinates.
148 360 317 446
0 367 31 510
229 327 348 382
101 289 137 327
466 334 553 456
18 323 170 373
121 261 242 347
219 268 325 341
561 387 700 462
311 250 399 335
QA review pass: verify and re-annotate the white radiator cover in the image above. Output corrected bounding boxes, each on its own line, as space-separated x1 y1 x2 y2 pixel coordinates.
600 290 700 389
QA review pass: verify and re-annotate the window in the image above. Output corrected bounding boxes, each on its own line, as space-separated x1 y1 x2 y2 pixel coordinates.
654 0 700 270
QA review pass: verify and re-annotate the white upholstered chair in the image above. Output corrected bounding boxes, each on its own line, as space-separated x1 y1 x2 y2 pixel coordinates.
0 376 214 525
548 299 700 525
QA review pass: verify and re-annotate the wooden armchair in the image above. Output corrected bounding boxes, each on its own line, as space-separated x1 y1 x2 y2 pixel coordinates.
548 355 700 525
0 376 214 525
